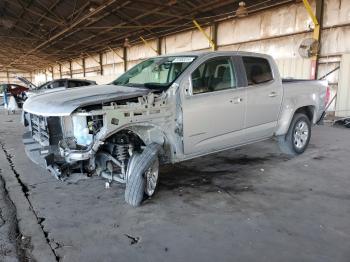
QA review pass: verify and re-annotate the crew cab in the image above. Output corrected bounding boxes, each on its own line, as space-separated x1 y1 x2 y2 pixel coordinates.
22 51 329 207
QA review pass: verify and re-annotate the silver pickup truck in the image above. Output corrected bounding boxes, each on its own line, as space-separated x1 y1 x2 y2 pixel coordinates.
23 51 329 206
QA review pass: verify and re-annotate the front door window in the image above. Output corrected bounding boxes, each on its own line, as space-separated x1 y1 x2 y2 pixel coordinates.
191 57 237 95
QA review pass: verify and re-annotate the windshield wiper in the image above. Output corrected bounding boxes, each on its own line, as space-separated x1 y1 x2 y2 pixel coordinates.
113 82 139 87
143 82 168 89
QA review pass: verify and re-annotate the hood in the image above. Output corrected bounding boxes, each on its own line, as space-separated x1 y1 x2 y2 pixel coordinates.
25 87 64 98
16 76 37 89
23 84 150 116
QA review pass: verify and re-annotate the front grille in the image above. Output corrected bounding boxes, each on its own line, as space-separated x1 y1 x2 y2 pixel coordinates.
30 114 50 146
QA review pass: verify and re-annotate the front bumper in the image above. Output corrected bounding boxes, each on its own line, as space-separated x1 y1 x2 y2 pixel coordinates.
59 138 103 164
59 144 94 162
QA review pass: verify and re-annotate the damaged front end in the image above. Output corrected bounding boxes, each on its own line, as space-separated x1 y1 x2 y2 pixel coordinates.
45 112 106 180
26 92 171 183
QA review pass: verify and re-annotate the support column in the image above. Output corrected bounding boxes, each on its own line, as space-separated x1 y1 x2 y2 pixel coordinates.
51 66 54 80
123 47 127 72
302 0 324 79
99 53 103 75
212 22 218 51
314 0 324 79
69 61 73 78
82 58 86 77
59 64 62 78
157 37 162 55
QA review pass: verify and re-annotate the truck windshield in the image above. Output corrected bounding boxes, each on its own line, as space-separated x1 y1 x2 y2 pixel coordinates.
112 56 196 90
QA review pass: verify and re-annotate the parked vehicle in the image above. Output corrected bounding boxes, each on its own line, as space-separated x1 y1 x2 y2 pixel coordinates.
17 77 97 98
0 83 29 108
22 51 329 206
334 118 350 128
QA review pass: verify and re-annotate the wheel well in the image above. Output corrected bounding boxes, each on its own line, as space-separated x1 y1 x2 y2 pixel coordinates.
105 129 145 148
294 106 315 122
104 126 171 163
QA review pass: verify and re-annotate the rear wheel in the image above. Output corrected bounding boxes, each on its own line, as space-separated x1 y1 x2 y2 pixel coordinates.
278 113 311 155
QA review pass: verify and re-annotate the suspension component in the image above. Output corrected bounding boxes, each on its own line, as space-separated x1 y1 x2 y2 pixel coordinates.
116 144 128 162
95 131 142 183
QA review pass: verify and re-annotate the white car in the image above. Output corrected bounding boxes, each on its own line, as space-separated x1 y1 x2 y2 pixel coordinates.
17 77 97 98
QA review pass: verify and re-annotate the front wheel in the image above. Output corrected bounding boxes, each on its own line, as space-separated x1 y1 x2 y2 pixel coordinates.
124 143 161 207
278 113 311 156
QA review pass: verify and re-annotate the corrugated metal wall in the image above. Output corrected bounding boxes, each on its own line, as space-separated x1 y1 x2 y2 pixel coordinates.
336 54 350 117
318 0 350 113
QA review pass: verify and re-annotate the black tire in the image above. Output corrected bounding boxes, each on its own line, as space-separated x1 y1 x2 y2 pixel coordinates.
278 113 311 156
344 119 350 128
124 143 161 207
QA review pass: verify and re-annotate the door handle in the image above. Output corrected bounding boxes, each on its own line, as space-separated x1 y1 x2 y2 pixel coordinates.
269 92 277 97
230 97 243 104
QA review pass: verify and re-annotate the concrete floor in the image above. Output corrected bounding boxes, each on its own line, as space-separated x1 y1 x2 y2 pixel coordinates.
0 174 19 262
0 111 349 262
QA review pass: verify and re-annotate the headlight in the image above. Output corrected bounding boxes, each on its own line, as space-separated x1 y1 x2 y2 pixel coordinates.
72 115 93 146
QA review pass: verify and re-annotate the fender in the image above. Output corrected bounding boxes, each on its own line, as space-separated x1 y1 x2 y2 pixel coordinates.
102 123 176 164
275 103 316 136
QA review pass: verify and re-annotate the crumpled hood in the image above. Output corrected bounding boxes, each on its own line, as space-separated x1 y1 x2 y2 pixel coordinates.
23 84 150 116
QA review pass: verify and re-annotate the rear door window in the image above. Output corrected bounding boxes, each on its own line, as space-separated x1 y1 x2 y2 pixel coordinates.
242 57 273 85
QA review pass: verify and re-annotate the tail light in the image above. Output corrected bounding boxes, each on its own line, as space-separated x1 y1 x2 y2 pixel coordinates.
325 86 331 108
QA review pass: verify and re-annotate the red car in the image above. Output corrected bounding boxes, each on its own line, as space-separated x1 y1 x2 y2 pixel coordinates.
1 83 30 107
1 83 29 95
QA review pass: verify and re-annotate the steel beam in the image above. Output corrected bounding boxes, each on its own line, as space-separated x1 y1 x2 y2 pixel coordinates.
193 20 216 51
140 37 158 54
302 0 324 79
61 0 232 54
6 0 119 68
314 0 324 79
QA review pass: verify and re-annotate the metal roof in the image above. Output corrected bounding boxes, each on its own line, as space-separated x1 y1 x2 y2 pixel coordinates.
0 0 292 71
